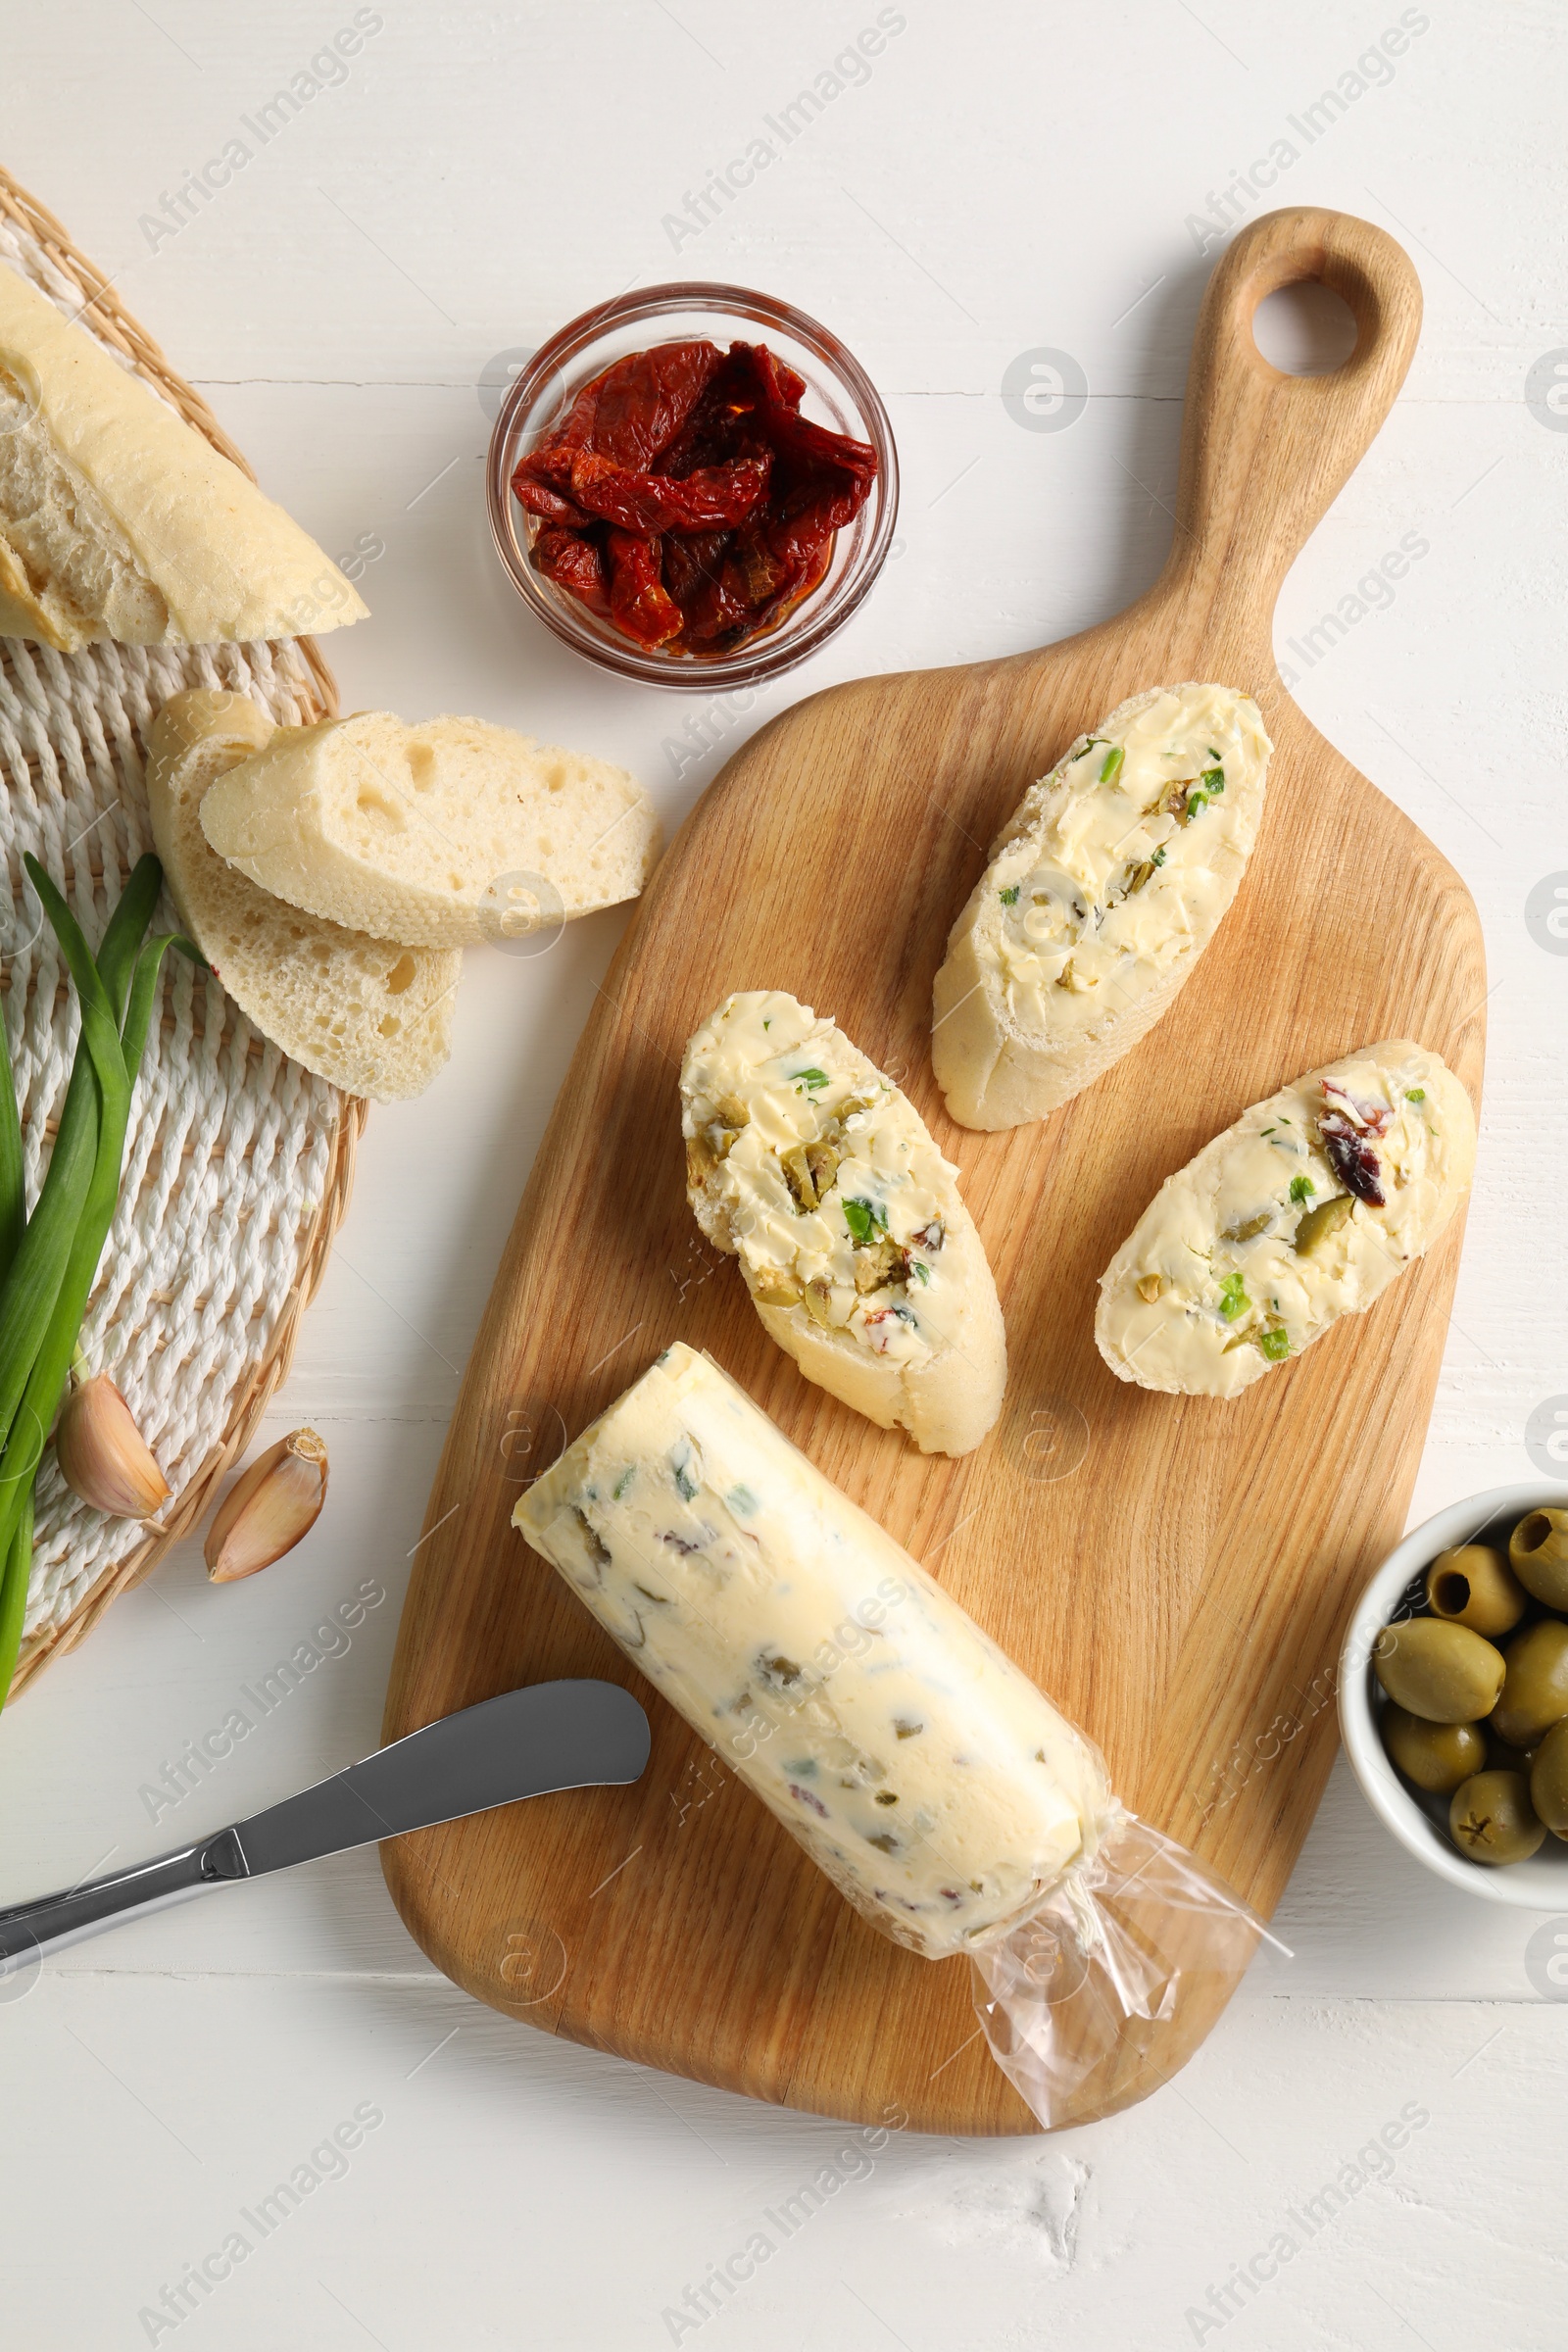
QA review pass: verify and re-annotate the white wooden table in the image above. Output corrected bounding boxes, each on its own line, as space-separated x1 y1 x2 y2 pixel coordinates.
3 5 1565 2344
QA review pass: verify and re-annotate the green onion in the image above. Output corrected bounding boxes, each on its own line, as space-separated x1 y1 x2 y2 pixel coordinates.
791 1067 829 1092
1290 1175 1314 1202
999 885 1019 906
1257 1327 1291 1361
1099 746 1125 785
1406 1088 1425 1102
0 856 180 1709
1200 765 1225 793
842 1198 886 1247
1218 1272 1250 1321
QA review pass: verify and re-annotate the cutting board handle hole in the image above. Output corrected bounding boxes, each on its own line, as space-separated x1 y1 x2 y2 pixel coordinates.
1250 280 1360 377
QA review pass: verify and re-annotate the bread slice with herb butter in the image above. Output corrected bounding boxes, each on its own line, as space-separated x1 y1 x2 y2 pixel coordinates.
932 684 1272 1130
145 691 458 1102
1096 1041 1475 1398
681 991 1005 1455
0 262 366 651
196 710 661 950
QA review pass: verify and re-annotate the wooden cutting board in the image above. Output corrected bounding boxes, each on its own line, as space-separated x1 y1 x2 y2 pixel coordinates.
382 208 1483 2133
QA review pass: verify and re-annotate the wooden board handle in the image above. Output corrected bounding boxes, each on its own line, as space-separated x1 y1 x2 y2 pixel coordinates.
1152 207 1422 656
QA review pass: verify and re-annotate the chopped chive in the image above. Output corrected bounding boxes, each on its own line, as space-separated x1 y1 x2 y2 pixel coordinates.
1405 1088 1425 1102
1099 745 1125 785
1152 846 1166 867
999 884 1019 906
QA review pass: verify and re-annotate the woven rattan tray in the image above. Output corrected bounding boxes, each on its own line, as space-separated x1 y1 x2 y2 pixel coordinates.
0 166 363 1694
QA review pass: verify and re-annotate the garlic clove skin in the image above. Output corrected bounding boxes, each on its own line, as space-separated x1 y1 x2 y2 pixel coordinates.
55 1374 171 1519
205 1427 328 1583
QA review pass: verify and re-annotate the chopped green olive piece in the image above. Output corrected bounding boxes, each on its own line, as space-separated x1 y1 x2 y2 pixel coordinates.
1294 1193 1355 1256
999 884 1019 906
753 1272 804 1307
1126 858 1157 893
1099 745 1125 784
1221 1211 1271 1243
1289 1174 1315 1203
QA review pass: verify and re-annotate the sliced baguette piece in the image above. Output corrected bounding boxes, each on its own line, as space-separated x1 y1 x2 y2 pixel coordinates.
932 683 1272 1130
0 263 367 651
196 711 661 950
1096 1040 1475 1398
681 990 1005 1456
145 692 457 1102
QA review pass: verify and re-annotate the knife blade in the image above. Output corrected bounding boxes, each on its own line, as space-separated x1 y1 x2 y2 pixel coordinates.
0 1678 649 1971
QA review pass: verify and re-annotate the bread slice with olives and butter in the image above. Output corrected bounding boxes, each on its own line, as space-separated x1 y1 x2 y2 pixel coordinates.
145 692 458 1102
1096 1041 1475 1399
196 710 660 950
0 263 366 652
932 684 1272 1131
681 991 1005 1456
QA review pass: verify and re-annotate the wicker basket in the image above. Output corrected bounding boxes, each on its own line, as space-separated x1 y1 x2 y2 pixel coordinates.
0 166 364 1693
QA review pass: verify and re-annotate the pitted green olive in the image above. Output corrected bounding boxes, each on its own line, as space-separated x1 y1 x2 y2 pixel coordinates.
1373 1617 1505 1724
1530 1720 1568 1838
1491 1619 1568 1749
1507 1507 1568 1609
1425 1544 1528 1637
1448 1770 1546 1866
1380 1705 1487 1793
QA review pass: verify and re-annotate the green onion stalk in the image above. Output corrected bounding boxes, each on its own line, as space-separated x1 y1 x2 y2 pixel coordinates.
0 854 193 1710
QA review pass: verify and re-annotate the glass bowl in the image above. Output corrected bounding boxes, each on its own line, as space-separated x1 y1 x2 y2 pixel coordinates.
485 283 899 692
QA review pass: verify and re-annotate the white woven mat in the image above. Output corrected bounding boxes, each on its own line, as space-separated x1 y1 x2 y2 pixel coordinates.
0 210 346 1665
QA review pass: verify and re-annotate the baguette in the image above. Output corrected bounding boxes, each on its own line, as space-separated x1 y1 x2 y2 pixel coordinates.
0 264 367 651
1096 1041 1475 1397
681 991 1005 1456
932 684 1271 1129
144 692 457 1102
197 710 661 949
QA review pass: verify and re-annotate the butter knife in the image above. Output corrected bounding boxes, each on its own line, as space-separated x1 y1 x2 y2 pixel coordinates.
0 1678 649 1970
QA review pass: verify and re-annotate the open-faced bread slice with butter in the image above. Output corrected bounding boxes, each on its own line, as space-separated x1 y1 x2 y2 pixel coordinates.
145 692 458 1102
932 683 1272 1130
681 991 1005 1455
0 263 366 651
196 710 660 950
1096 1041 1476 1397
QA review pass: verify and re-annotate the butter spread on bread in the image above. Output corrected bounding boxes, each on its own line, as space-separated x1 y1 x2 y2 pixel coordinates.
932 684 1272 1130
1096 1042 1475 1397
681 991 1004 1455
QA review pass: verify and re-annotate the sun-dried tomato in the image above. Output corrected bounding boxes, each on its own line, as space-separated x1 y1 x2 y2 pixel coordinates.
513 333 877 658
606 529 682 647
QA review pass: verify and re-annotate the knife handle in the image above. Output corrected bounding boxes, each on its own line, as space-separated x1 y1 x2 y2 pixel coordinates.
0 1826 249 1971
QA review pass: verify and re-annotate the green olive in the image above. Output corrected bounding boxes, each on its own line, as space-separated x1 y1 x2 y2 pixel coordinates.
1449 1770 1546 1865
1425 1544 1528 1637
1508 1507 1568 1609
1380 1705 1487 1793
1491 1619 1568 1748
1373 1617 1505 1724
1294 1194 1355 1256
1530 1720 1568 1838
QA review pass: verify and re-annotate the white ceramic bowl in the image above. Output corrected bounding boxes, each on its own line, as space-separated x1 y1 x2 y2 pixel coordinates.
1340 1480 1568 1909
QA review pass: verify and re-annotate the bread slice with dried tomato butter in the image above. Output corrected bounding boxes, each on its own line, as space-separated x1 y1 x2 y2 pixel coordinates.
932 683 1272 1130
1096 1041 1475 1398
681 991 1005 1455
145 691 458 1102
197 710 660 949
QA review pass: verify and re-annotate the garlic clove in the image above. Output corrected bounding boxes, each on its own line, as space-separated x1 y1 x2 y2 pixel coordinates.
55 1374 171 1519
205 1427 328 1583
